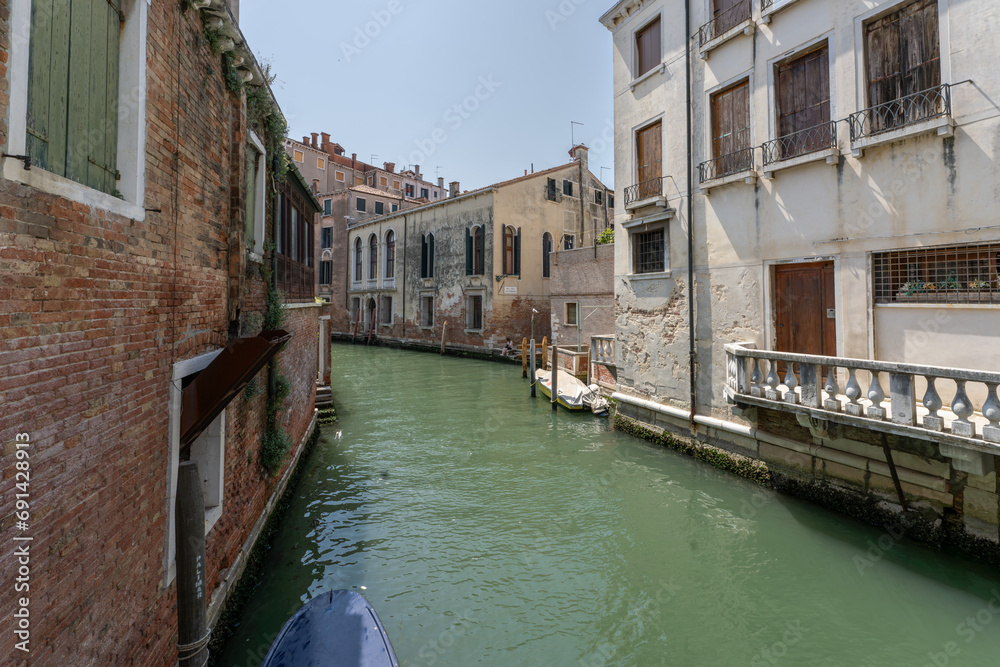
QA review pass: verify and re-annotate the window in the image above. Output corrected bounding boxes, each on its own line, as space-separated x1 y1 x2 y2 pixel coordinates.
608 193 615 209
635 16 661 78
774 45 832 160
421 295 434 327
503 226 521 275
393 180 401 189
293 150 304 162
547 178 558 201
245 146 260 253
467 294 484 331
873 243 1000 304
421 233 436 278
709 80 752 176
392 204 398 212
636 121 662 195
351 297 361 323
712 0 751 37
320 260 333 285
566 302 579 327
380 296 393 325
864 0 941 132
421 187 429 198
321 227 333 249
354 237 363 282
380 176 388 186
433 192 438 199
406 184 415 197
357 198 367 212
323 198 332 216
542 233 553 278
290 209 299 261
336 171 345 182
595 189 603 205
318 158 326 169
563 180 574 197
368 234 378 280
633 228 666 274
563 234 575 251
375 201 385 215
385 230 395 279
356 176 364 185
466 226 485 275
24 0 122 194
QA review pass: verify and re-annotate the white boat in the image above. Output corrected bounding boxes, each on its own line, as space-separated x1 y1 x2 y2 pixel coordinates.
535 369 610 416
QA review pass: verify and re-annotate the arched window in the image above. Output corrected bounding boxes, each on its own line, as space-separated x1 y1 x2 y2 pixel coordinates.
368 234 378 281
385 230 395 279
354 237 363 282
504 226 514 275
542 233 553 278
473 226 483 275
421 233 435 278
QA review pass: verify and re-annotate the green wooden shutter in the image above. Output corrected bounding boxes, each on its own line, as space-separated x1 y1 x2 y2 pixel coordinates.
28 0 119 193
245 149 258 250
478 225 485 275
514 228 521 275
465 228 473 275
421 234 428 278
429 234 435 277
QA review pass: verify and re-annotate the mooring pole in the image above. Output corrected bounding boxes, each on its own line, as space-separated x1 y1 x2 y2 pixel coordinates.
541 336 548 370
522 338 528 378
176 461 209 667
551 346 559 411
530 339 537 397
440 321 448 355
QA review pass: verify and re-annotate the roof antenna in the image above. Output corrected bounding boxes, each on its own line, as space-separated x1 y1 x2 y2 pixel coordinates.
571 121 584 146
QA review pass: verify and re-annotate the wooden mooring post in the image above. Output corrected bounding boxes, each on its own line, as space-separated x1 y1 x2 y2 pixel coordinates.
176 462 210 667
522 338 528 378
440 321 448 355
541 337 548 371
530 339 536 397
551 346 559 411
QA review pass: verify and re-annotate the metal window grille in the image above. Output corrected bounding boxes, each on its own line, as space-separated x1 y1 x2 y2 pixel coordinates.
468 295 483 330
380 296 393 324
634 228 665 274
873 243 1000 304
421 297 434 327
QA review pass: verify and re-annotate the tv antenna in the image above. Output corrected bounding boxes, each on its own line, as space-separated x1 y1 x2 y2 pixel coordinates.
571 121 584 146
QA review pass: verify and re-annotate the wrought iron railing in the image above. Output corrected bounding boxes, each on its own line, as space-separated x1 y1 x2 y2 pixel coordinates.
849 84 951 142
725 343 1000 454
699 0 752 46
762 121 837 166
624 177 664 207
699 147 755 183
275 255 315 301
761 0 773 10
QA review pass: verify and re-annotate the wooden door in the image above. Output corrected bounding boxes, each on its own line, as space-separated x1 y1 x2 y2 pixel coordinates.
775 262 836 357
636 121 662 191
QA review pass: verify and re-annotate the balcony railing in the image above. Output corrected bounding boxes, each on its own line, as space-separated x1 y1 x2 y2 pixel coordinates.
699 0 752 46
761 121 837 166
624 177 664 207
761 0 773 10
591 336 616 367
383 277 395 290
366 279 378 290
699 147 755 183
725 343 1000 461
275 254 315 301
848 84 951 143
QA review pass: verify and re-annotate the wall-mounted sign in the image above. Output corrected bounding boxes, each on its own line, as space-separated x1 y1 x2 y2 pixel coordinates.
504 286 517 295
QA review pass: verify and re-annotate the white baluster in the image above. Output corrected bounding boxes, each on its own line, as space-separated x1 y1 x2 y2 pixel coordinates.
765 359 782 401
867 371 887 420
983 383 1000 443
824 366 842 412
845 368 863 416
783 363 799 404
922 376 944 432
950 380 976 437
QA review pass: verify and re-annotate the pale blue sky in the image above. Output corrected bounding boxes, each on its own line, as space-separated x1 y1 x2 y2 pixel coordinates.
240 0 615 190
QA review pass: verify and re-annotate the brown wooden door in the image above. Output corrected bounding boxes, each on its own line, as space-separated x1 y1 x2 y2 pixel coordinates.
775 262 836 357
636 121 662 189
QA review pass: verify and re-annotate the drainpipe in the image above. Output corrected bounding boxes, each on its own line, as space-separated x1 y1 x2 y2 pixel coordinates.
685 0 697 433
401 214 407 339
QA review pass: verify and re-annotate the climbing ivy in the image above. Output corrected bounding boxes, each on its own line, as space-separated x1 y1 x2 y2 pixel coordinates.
258 250 293 475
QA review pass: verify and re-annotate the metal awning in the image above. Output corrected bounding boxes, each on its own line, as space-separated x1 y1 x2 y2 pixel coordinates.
180 330 292 447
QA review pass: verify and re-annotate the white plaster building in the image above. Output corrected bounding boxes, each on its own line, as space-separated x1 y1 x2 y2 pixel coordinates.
600 0 1000 551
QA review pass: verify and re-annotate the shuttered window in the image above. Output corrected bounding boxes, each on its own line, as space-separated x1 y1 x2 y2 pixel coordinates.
421 233 435 278
714 0 750 34
354 238 363 281
542 233 553 278
636 121 662 189
27 0 122 194
466 226 484 275
712 80 750 158
866 0 940 109
320 261 332 285
245 148 259 251
777 46 830 138
635 17 661 78
368 234 378 280
503 226 520 275
385 231 395 279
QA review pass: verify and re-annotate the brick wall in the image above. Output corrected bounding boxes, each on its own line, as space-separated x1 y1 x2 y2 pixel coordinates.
0 2 316 664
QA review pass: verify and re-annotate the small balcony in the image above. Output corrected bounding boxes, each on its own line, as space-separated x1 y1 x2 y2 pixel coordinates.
699 0 754 56
383 277 396 290
591 335 618 391
761 121 839 178
624 176 669 212
698 147 756 192
848 84 955 157
725 343 1000 475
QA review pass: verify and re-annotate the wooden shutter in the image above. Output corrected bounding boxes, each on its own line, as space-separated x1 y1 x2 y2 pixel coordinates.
636 17 661 78
429 234 435 277
465 228 473 275
866 0 939 109
514 228 521 275
421 234 428 278
636 121 662 186
28 0 120 193
712 80 750 158
244 150 257 249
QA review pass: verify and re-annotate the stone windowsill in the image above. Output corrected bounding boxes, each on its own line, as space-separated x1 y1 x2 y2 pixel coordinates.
851 116 955 158
623 209 674 229
699 170 757 194
3 157 146 221
420 326 434 331
627 270 672 282
285 301 323 310
205 505 222 534
629 63 666 92
624 195 671 213
875 302 1000 311
700 19 755 59
760 0 803 24
464 329 483 335
763 147 840 179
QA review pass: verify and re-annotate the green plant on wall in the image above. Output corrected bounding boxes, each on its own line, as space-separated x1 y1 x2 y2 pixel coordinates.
258 245 292 475
596 227 614 245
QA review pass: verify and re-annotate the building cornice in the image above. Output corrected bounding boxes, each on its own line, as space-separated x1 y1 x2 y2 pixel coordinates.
599 0 651 30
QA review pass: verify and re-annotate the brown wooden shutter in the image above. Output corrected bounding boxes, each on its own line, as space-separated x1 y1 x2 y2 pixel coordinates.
776 45 830 141
865 0 939 108
712 80 750 158
636 17 661 78
635 121 662 188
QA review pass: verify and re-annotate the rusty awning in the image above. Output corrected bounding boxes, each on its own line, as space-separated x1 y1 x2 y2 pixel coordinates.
180 330 292 447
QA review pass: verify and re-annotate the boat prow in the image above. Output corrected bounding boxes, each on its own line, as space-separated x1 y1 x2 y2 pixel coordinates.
261 590 400 667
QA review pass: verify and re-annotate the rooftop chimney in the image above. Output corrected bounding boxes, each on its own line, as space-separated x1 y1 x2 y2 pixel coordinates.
449 181 460 198
352 153 357 170
414 165 421 180
570 144 589 173
321 132 330 145
384 162 396 174
311 133 319 148
302 136 310 146
438 177 444 188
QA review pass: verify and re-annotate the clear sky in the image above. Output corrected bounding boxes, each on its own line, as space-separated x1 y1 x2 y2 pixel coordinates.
239 0 616 190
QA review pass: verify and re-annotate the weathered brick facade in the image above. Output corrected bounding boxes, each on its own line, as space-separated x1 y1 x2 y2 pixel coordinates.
0 1 318 664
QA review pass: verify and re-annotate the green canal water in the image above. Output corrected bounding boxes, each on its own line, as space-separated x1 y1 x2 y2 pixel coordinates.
219 346 1000 666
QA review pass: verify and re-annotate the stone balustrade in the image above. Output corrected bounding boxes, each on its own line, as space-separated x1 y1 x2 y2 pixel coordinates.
725 342 1000 474
591 336 616 367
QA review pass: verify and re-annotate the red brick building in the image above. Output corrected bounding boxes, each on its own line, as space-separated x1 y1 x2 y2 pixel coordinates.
0 0 321 663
